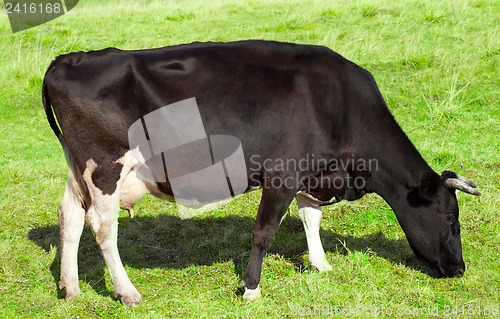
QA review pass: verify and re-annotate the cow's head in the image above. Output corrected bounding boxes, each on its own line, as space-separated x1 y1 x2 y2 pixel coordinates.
401 170 480 278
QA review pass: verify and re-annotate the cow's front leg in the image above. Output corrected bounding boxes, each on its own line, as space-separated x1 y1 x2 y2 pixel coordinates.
58 171 86 300
242 183 296 300
296 194 332 272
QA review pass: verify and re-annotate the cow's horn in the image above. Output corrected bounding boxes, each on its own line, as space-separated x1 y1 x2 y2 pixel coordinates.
455 173 477 188
444 178 481 196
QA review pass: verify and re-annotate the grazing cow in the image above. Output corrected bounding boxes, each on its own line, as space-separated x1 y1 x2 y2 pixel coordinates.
43 40 479 306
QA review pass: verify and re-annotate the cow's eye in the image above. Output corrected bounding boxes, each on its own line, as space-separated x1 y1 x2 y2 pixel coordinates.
445 213 456 224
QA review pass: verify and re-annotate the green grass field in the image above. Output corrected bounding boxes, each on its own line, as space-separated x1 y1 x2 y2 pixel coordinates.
0 0 498 318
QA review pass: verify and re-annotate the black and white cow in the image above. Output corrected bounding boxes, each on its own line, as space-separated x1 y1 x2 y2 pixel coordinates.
43 40 479 306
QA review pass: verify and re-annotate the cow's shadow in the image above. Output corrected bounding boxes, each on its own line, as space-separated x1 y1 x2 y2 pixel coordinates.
28 212 434 298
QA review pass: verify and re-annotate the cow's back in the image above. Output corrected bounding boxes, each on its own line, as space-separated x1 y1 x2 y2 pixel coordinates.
44 41 360 175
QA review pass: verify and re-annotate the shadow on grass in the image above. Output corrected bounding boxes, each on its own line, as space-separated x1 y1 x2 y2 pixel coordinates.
28 214 434 298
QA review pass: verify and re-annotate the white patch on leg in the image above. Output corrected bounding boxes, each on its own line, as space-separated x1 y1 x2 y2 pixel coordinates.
82 148 145 306
296 194 333 272
243 285 261 300
58 168 86 300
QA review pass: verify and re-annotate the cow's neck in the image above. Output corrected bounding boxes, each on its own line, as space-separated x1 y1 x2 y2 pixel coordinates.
350 112 434 207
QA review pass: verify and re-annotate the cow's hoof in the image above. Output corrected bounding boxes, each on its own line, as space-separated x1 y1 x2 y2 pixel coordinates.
311 260 333 272
64 290 80 301
114 291 141 307
64 289 80 301
242 286 261 301
122 295 141 307
59 281 80 300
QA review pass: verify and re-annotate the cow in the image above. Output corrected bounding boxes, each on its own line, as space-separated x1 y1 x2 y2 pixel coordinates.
42 40 480 306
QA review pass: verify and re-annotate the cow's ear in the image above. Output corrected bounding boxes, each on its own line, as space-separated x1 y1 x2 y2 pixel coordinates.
419 171 441 202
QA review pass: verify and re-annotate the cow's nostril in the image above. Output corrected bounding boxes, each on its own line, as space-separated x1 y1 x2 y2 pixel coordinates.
456 268 464 277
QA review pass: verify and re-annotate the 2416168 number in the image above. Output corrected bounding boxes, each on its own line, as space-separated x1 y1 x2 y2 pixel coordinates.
5 2 62 14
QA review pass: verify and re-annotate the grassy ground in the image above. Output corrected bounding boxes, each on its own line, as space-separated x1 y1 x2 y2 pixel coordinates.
0 0 498 318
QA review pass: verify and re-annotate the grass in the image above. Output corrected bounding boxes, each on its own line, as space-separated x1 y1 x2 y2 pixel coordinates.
0 0 499 317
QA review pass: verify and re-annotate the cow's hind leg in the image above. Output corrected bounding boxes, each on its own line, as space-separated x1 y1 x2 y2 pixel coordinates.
242 182 297 300
83 159 141 307
296 194 332 271
58 169 86 300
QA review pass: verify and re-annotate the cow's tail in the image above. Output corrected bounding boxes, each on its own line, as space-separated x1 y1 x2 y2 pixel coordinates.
42 74 73 165
42 78 64 145
43 73 90 208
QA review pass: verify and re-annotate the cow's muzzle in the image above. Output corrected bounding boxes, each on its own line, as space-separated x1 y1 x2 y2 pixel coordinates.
437 263 465 278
